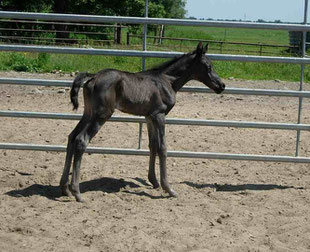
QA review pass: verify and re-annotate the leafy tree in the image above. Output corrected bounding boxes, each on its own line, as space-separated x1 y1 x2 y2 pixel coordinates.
0 0 187 43
0 0 52 12
152 0 187 18
67 0 165 18
1 0 185 18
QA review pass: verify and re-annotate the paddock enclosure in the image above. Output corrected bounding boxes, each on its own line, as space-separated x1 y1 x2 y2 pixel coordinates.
1 1 310 251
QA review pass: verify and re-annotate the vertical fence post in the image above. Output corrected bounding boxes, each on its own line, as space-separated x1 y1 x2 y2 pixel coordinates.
126 32 130 46
296 0 308 156
116 24 122 44
259 44 263 56
138 0 148 149
220 42 223 54
159 24 164 44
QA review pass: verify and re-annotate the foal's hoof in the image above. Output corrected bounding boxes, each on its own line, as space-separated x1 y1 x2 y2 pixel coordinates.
60 185 72 197
152 182 160 189
148 177 160 189
168 190 178 198
69 186 84 202
72 192 84 203
74 195 84 203
164 188 178 198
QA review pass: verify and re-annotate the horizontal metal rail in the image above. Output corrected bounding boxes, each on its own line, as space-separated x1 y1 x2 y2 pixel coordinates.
0 36 113 43
0 11 310 32
0 27 113 36
1 78 310 97
1 143 310 163
0 18 124 27
1 110 310 131
180 87 310 97
0 44 309 64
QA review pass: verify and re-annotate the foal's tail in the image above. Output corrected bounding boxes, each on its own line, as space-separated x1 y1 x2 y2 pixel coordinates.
70 72 94 110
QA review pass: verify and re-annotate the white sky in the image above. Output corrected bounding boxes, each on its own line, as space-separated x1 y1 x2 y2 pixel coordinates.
186 0 307 23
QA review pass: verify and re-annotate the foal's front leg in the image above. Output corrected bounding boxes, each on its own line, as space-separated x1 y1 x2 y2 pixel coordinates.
146 118 159 188
152 113 177 197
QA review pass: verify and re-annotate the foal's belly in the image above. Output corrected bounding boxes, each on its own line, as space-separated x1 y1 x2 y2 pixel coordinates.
115 99 151 116
114 79 166 116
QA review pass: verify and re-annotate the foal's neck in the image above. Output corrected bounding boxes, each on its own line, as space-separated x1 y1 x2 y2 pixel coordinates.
161 54 194 92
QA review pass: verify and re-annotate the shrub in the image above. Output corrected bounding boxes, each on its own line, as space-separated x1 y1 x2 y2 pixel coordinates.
4 52 50 72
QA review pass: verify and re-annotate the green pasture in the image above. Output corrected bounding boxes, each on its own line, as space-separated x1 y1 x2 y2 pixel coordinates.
0 25 308 82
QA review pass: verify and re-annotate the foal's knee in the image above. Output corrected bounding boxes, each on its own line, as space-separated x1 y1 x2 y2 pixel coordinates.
158 145 167 157
148 141 157 151
68 133 76 144
74 137 87 154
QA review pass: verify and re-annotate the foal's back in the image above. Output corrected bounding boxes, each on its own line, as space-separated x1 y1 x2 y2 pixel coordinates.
91 69 175 116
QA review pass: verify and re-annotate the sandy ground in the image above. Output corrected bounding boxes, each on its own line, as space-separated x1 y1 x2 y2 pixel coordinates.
0 71 310 252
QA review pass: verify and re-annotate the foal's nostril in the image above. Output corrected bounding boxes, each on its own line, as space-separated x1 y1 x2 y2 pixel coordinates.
222 83 226 89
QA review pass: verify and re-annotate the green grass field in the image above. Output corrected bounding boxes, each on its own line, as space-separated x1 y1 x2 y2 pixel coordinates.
0 25 308 82
163 26 289 46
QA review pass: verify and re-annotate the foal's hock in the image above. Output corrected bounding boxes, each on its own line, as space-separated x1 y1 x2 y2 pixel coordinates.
60 42 225 202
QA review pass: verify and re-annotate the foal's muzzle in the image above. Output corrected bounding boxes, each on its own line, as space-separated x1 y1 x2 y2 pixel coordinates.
215 82 225 94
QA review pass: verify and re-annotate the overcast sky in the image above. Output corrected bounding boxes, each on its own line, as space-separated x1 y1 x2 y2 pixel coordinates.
185 0 307 23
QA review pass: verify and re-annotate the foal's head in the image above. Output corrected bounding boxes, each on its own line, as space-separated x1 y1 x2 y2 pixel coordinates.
191 42 225 94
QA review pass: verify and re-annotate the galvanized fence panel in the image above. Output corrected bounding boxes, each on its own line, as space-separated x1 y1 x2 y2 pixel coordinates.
1 2 310 163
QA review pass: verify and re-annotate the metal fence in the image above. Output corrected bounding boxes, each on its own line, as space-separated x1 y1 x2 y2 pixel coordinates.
1 0 310 163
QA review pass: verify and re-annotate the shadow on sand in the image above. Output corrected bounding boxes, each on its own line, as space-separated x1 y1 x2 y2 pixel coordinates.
5 177 142 201
7 178 303 201
182 181 304 192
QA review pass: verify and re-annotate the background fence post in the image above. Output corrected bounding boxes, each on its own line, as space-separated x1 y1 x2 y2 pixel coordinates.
159 24 164 44
114 23 117 44
259 44 263 56
126 32 130 45
116 24 122 44
220 42 223 53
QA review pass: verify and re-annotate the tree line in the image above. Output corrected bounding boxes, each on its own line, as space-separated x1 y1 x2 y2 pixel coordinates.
0 0 187 44
0 0 187 19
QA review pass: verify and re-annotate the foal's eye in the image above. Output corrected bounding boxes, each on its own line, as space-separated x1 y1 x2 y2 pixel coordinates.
207 65 212 72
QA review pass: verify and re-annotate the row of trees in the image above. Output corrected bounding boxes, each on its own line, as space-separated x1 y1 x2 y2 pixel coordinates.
0 0 187 19
0 0 187 45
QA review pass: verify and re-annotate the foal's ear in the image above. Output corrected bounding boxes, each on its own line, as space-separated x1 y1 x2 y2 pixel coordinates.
203 43 209 53
196 42 204 55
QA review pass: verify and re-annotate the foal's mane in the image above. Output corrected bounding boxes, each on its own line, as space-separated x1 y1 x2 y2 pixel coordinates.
148 51 194 72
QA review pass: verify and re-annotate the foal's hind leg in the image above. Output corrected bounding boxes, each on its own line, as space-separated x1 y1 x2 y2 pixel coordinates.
60 115 90 196
70 114 111 202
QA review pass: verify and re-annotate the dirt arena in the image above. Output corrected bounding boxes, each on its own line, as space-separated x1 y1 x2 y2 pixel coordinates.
1 71 310 251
